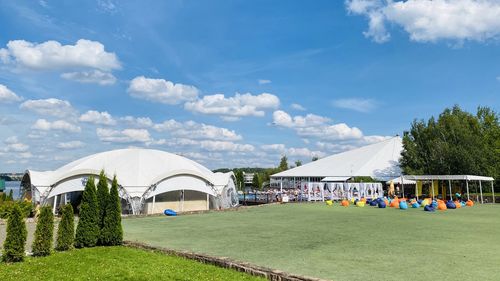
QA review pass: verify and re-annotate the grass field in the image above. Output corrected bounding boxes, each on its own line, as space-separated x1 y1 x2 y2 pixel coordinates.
0 246 263 281
123 203 500 281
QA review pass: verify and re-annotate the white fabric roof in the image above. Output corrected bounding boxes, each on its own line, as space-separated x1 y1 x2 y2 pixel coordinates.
386 177 416 184
272 136 402 180
26 148 233 197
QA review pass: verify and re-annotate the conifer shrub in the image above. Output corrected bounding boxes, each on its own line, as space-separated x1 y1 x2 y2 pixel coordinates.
56 204 75 251
32 206 54 257
96 170 109 245
75 176 99 248
2 204 27 262
101 175 123 246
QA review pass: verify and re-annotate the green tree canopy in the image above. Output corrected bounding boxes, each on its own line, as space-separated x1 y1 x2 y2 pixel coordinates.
56 204 75 251
2 204 27 262
32 206 54 257
75 176 99 248
101 175 123 246
278 155 288 171
96 170 110 245
400 105 499 185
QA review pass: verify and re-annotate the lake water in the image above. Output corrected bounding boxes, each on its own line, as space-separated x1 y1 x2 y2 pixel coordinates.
4 181 21 200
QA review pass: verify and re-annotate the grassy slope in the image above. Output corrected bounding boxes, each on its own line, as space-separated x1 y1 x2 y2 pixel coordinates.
123 204 500 281
0 246 263 281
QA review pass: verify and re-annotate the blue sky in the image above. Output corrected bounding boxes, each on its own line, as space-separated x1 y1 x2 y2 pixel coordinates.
0 0 499 172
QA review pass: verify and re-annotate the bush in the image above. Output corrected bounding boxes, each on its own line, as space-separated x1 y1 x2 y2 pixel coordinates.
96 170 109 245
0 200 34 219
2 204 27 262
75 176 99 248
56 204 75 251
100 175 123 246
32 206 54 257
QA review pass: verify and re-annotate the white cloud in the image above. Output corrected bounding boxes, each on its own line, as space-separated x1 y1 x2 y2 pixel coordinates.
291 103 306 111
272 110 330 128
20 98 76 118
61 70 116 85
32 119 81 133
0 39 121 71
96 128 152 143
272 110 363 140
346 0 500 43
57 141 85 149
199 140 254 152
258 79 272 85
79 110 116 125
153 119 242 141
333 98 377 113
120 116 154 128
260 143 325 159
261 143 286 152
185 92 280 118
0 84 23 103
2 136 29 152
128 76 199 105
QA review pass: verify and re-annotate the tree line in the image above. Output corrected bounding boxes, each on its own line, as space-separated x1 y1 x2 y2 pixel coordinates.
2 170 123 263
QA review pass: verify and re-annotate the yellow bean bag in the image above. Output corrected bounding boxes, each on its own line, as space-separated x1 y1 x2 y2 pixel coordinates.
356 201 365 207
326 200 333 206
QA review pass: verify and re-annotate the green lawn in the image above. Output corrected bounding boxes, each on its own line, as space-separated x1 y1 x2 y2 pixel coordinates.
123 203 500 281
0 246 263 281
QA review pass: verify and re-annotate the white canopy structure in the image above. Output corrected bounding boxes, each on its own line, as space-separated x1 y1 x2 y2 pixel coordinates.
21 148 238 214
270 137 402 201
272 136 403 179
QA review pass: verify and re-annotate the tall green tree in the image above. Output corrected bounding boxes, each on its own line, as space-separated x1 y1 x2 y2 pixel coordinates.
295 160 302 167
96 170 110 245
56 204 75 251
233 169 244 190
312 156 319 162
2 204 27 262
75 176 99 248
32 206 54 257
401 105 499 185
252 173 261 190
101 175 123 246
278 155 288 171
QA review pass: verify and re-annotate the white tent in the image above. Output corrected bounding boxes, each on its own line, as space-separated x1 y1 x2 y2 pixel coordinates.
21 148 238 214
272 136 403 179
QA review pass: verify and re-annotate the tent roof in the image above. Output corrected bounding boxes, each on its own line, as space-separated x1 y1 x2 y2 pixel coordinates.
386 177 416 184
321 176 351 182
271 136 402 179
403 175 494 181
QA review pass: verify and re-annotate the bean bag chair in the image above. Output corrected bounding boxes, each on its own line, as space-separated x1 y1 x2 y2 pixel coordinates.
326 200 333 206
350 198 356 204
417 199 423 205
384 199 389 206
461 201 466 207
370 200 378 206
437 202 447 211
424 205 435 212
454 201 461 208
412 202 420 208
356 201 366 207
390 199 399 208
399 201 408 210
354 199 359 205
420 199 429 208
164 209 177 216
361 197 367 202
466 200 474 207
446 200 456 209
431 201 438 208
378 201 386 208
341 200 350 207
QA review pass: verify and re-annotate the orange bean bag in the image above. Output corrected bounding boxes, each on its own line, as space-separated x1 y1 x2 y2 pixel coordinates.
454 201 461 208
341 200 350 207
390 199 399 208
437 202 447 210
384 199 389 206
466 200 474 207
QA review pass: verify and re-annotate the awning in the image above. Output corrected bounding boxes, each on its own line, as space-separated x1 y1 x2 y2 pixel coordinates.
386 177 416 184
321 176 351 182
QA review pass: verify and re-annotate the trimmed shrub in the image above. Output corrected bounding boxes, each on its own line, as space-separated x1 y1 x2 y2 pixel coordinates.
96 170 109 245
2 204 27 262
101 175 123 246
32 206 54 257
6 189 13 201
0 200 34 219
75 176 99 248
56 204 75 251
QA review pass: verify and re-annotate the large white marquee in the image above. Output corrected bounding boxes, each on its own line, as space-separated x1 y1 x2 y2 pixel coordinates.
21 148 238 214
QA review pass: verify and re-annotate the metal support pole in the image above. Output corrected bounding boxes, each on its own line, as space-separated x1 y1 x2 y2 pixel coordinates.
448 180 452 201
491 181 495 204
431 180 435 199
466 180 470 201
206 193 209 210
280 178 283 194
52 195 57 214
152 194 156 214
479 181 483 204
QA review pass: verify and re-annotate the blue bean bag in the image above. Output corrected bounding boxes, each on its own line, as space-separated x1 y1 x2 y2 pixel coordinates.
378 201 386 208
431 201 438 208
424 205 435 212
461 201 466 207
446 200 456 209
399 201 408 210
370 200 378 206
164 209 177 216
412 202 420 208
417 199 423 205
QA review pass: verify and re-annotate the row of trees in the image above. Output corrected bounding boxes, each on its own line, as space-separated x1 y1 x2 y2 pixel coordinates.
400 106 499 186
1 170 123 263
